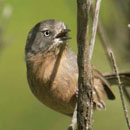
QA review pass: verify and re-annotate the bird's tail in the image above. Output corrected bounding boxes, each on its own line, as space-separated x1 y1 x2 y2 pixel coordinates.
104 72 130 102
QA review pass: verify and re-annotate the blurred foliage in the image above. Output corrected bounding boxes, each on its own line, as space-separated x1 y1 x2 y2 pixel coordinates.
105 0 130 62
0 1 12 52
0 0 130 130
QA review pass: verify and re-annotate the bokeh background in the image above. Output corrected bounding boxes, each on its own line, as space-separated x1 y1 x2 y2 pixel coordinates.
0 0 130 130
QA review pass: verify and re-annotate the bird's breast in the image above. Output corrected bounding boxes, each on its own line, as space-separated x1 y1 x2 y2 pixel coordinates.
26 52 77 115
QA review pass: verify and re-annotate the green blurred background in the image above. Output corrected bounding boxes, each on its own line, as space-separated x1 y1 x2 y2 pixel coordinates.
0 0 130 130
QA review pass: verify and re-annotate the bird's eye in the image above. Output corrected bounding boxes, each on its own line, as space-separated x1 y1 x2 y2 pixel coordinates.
42 30 51 37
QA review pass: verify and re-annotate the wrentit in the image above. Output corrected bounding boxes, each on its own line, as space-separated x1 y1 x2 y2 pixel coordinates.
25 19 130 116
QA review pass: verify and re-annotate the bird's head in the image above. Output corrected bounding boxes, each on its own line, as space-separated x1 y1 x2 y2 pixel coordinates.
25 19 71 58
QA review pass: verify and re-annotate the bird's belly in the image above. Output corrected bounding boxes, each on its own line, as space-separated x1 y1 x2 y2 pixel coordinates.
31 82 76 116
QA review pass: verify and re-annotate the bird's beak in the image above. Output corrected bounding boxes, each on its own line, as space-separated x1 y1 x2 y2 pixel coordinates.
55 29 71 40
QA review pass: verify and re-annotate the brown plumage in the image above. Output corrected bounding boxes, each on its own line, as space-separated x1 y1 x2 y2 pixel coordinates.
25 20 130 116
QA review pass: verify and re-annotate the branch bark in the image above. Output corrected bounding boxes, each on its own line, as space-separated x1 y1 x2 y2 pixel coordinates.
77 0 102 130
77 0 93 129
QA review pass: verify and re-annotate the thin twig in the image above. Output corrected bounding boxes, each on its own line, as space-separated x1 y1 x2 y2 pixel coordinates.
91 4 130 102
110 50 130 130
68 104 77 130
89 0 102 61
97 23 114 68
88 0 102 127
90 4 112 68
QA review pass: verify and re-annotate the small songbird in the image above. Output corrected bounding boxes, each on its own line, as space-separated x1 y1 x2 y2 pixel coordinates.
25 19 130 116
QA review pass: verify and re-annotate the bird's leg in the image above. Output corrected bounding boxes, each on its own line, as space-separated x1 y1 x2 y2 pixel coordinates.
75 89 79 98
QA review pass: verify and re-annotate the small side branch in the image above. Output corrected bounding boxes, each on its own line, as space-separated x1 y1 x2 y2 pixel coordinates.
110 50 130 130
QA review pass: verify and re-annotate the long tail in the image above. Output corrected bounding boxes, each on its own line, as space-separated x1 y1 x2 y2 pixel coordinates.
104 72 130 102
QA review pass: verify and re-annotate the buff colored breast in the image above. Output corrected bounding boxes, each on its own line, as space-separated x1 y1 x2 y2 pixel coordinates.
27 51 77 116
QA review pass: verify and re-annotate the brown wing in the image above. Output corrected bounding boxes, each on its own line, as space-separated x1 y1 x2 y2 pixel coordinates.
68 51 115 109
92 68 115 109
93 68 115 100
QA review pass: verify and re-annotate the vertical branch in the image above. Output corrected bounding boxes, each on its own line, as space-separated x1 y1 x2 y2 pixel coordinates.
77 0 93 129
77 0 102 129
77 0 103 129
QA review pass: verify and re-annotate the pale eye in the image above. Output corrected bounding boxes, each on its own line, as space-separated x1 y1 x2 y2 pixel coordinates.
43 30 51 37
